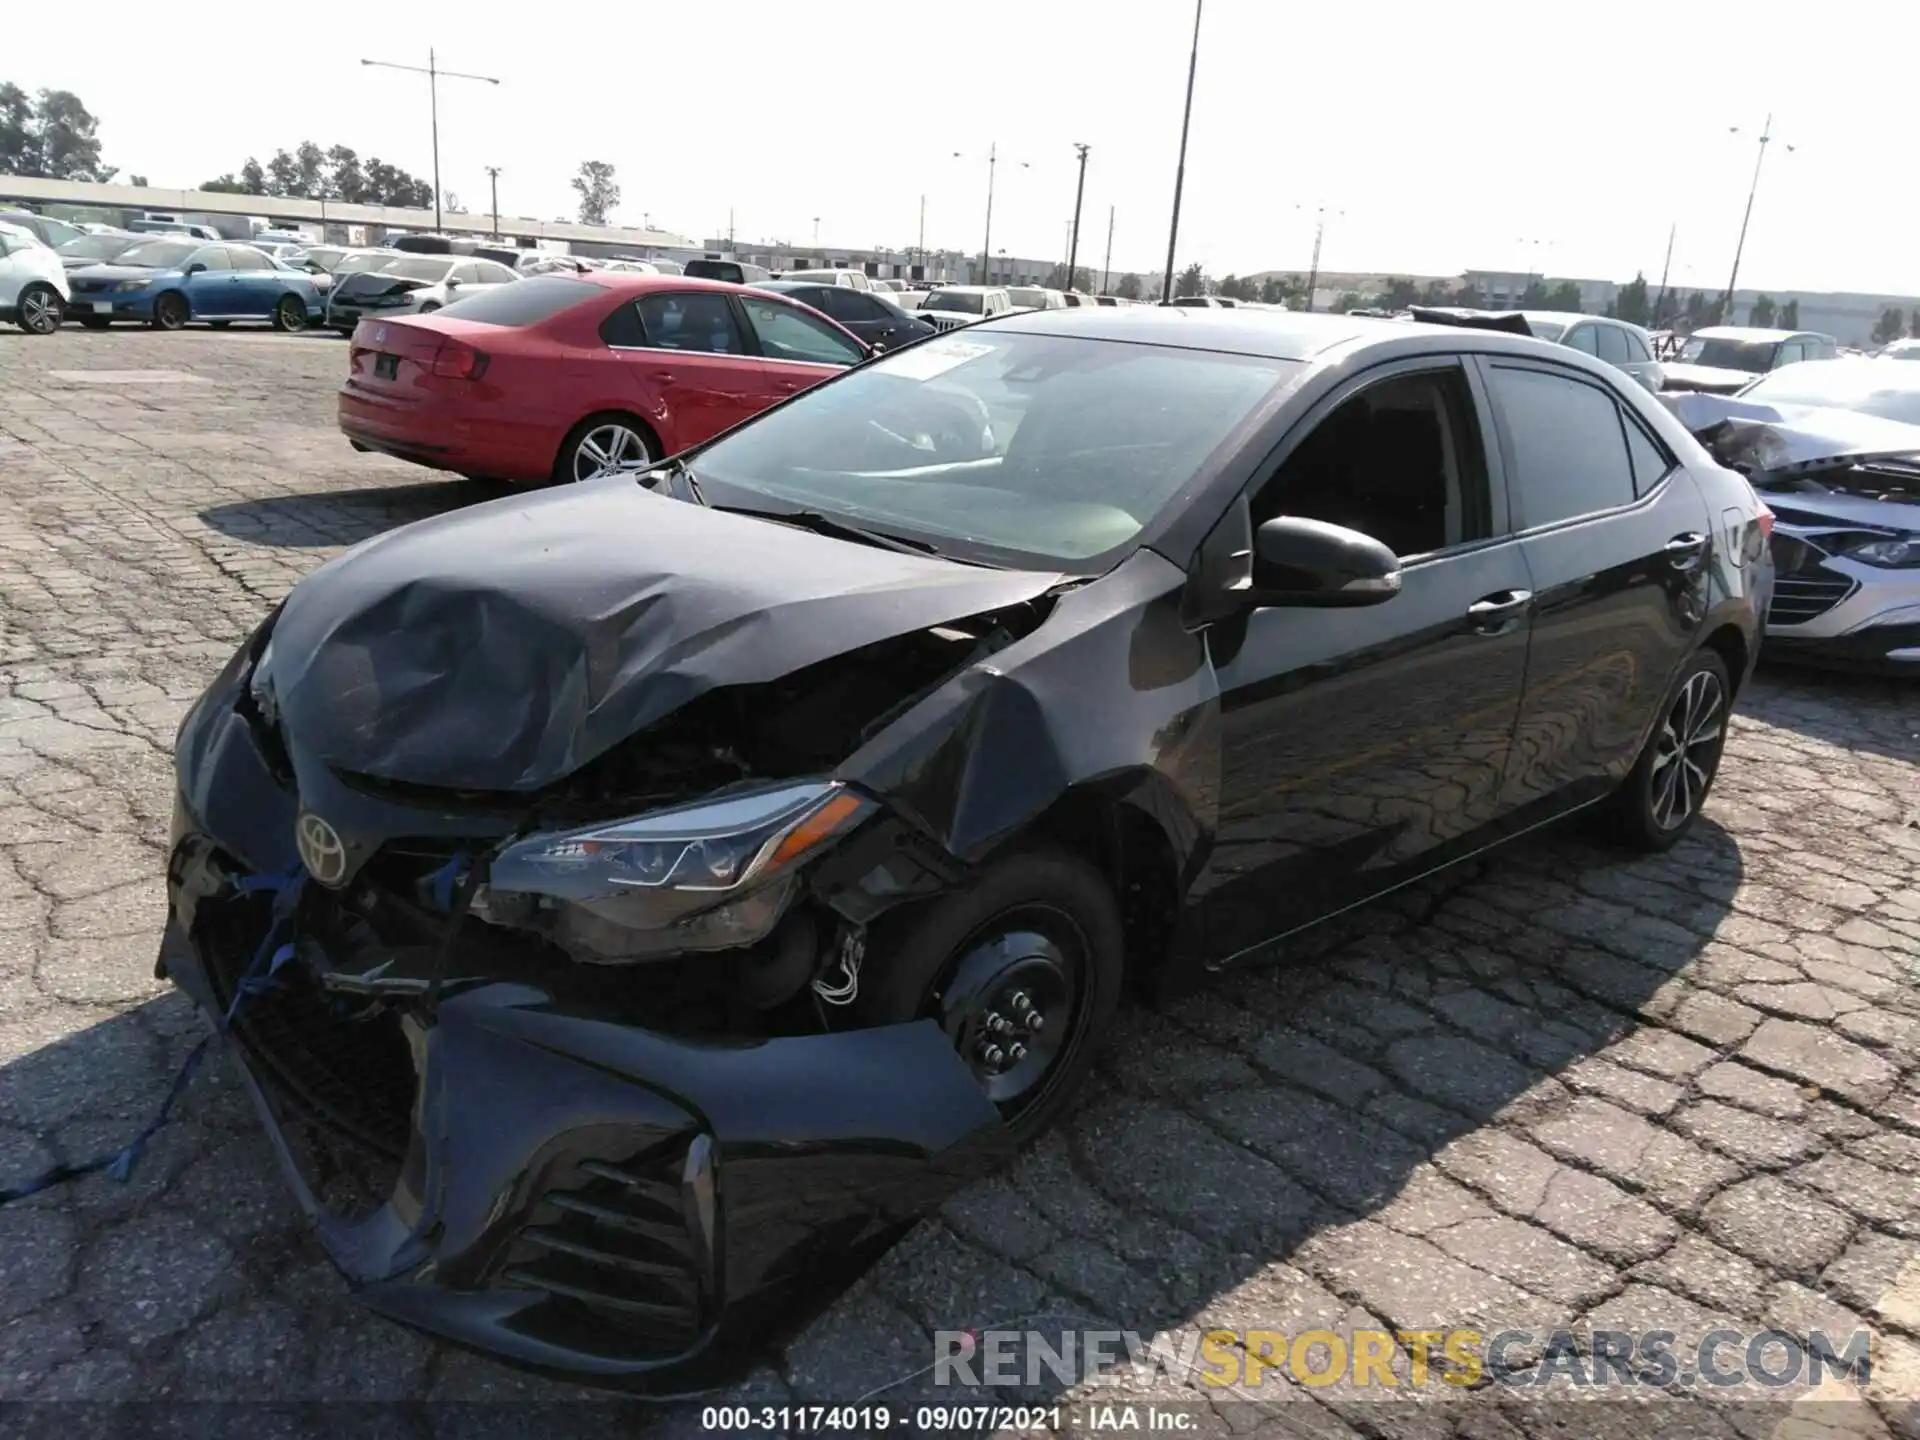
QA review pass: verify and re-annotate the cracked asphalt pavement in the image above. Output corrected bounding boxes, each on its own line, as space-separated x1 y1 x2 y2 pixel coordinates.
0 328 1916 1437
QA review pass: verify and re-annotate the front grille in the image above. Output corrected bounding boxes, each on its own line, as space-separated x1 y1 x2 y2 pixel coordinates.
72 279 112 294
921 312 974 331
1767 535 1858 626
496 1135 710 1359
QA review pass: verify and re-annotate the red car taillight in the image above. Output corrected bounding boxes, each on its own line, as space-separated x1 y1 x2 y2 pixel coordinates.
1754 501 1774 540
431 339 491 380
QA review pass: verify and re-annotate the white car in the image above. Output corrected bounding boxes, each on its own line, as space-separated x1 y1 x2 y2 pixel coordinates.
323 254 519 335
0 222 71 334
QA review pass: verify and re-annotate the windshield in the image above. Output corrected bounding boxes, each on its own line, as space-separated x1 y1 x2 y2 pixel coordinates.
1678 336 1777 372
334 252 392 276
921 290 986 314
1740 364 1920 426
1522 316 1568 342
690 331 1298 567
298 247 347 270
1007 288 1049 309
115 239 197 269
376 256 457 282
57 233 139 261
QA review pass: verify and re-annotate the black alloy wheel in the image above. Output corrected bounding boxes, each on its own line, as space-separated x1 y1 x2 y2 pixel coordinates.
15 283 62 334
151 292 189 330
272 295 307 332
1606 648 1731 852
859 847 1123 1147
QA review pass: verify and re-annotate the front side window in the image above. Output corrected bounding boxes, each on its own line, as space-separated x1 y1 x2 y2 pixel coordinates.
189 247 231 271
1254 367 1492 559
637 292 746 354
228 247 270 271
741 298 864 366
1563 326 1600 356
1773 341 1805 367
810 287 869 324
692 331 1297 566
1485 365 1637 527
1622 329 1652 363
1677 336 1777 372
1594 326 1631 364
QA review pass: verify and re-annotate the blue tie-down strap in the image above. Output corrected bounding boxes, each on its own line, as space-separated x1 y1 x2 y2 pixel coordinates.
425 851 473 915
0 864 307 1208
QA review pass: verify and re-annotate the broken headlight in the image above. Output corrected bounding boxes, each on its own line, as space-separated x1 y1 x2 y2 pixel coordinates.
1846 537 1919 568
475 780 873 962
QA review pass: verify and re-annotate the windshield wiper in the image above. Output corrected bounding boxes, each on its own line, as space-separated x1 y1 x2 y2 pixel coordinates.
709 503 939 555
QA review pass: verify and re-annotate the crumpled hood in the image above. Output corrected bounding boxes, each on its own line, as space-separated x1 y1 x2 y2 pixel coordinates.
1661 361 1760 394
267 481 1066 792
1661 390 1920 473
1761 486 1920 532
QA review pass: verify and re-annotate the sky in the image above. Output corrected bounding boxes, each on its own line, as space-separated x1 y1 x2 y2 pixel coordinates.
12 0 1917 296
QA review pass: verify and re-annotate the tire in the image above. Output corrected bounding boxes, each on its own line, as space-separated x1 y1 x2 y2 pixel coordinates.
271 295 306 332
552 414 659 484
150 292 188 331
15 283 61 335
333 326 356 338
207 320 231 330
78 316 111 330
857 846 1124 1148
418 302 441 314
1603 648 1732 852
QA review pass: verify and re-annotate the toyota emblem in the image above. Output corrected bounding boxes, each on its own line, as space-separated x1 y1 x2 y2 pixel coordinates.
296 811 348 887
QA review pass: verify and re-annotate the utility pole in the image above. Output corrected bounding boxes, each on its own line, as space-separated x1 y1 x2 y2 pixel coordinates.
728 207 736 249
955 144 1027 285
1303 209 1327 313
1722 116 1792 324
1101 205 1114 295
1161 0 1204 303
1066 142 1090 292
917 194 925 269
360 50 501 233
1653 222 1676 325
483 166 501 237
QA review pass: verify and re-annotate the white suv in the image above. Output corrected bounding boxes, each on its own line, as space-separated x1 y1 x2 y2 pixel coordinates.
0 222 70 334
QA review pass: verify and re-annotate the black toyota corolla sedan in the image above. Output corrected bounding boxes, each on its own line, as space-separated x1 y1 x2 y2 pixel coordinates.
161 306 1772 1391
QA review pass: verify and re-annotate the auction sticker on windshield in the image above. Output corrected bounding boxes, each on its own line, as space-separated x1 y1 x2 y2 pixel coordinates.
882 338 994 380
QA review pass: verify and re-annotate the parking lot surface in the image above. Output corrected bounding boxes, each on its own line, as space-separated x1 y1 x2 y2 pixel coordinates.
0 328 1916 1436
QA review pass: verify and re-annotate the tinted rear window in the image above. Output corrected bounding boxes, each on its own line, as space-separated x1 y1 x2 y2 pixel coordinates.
684 259 745 283
438 275 598 326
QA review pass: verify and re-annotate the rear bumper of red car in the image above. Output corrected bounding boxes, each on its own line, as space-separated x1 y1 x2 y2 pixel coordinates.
337 385 555 483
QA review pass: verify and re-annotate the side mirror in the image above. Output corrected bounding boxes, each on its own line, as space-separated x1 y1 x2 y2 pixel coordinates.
1251 516 1402 607
184 262 206 275
444 277 461 289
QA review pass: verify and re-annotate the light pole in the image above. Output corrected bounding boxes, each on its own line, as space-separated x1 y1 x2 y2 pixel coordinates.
1065 142 1090 292
360 51 500 233
955 145 1029 286
484 165 501 238
1161 0 1204 304
1652 222 1676 326
1101 205 1115 295
1721 116 1794 324
1298 204 1342 312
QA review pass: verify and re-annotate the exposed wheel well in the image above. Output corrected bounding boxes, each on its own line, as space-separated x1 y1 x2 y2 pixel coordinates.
1012 788 1185 992
1701 623 1750 697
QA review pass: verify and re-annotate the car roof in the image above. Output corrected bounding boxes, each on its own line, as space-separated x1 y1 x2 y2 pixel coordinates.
573 273 787 298
992 304 1413 360
1521 309 1638 329
1692 326 1801 341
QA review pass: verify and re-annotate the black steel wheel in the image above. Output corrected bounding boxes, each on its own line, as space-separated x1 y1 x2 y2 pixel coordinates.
15 283 62 334
1605 648 1731 851
151 291 189 331
859 847 1123 1146
272 294 307 332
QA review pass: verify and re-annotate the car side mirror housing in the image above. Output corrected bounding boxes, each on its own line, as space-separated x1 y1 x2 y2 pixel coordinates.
1251 515 1402 607
184 262 206 275
444 277 460 289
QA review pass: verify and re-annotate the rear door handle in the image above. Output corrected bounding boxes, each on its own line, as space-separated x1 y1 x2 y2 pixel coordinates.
1665 532 1709 571
1465 589 1532 632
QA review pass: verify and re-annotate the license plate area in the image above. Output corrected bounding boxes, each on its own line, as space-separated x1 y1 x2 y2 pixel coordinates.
374 353 399 381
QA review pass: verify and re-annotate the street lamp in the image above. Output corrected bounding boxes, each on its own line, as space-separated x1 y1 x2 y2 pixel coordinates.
1296 204 1343 312
360 50 501 233
483 165 501 238
1065 142 1090 291
1721 116 1795 323
1161 0 1204 304
955 145 1029 286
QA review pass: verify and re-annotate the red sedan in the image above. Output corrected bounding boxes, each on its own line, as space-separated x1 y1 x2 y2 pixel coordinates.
337 274 871 484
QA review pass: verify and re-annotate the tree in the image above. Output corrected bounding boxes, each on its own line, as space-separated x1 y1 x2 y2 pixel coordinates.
362 157 431 207
1336 290 1363 312
1872 307 1906 346
326 145 368 204
0 85 114 180
1174 261 1206 299
1543 280 1583 312
1778 298 1799 329
295 140 327 198
265 148 301 196
1747 294 1776 328
1114 272 1142 301
1615 272 1651 326
572 160 620 225
1379 277 1420 311
128 173 148 187
1519 279 1551 309
1043 264 1093 293
1419 278 1454 306
1911 310 1920 340
1683 291 1714 327
1259 275 1301 307
1451 283 1488 309
199 173 246 193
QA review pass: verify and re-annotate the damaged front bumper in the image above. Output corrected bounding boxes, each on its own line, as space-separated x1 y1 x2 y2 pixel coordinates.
161 654 1010 1392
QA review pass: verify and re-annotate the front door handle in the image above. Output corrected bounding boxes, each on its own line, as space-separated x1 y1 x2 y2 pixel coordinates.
1665 532 1709 571
1466 589 1532 633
